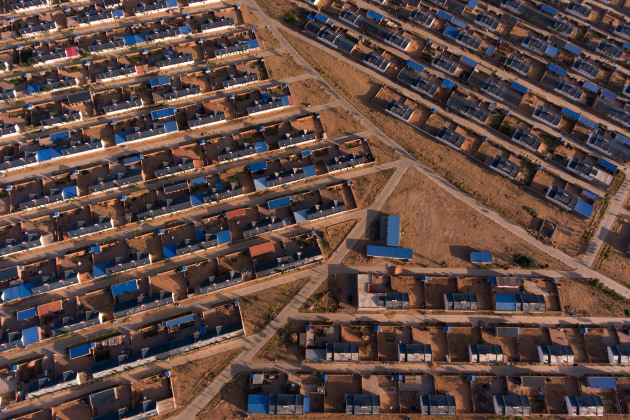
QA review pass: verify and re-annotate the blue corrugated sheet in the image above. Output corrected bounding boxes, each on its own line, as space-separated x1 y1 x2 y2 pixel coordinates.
151 107 175 120
115 131 132 145
563 44 581 55
113 9 124 17
162 245 177 259
123 34 146 45
314 13 333 26
216 230 232 245
111 279 138 297
123 155 142 165
407 60 424 73
248 395 269 414
588 377 617 389
441 79 458 89
561 107 580 120
301 150 311 157
1 282 36 302
163 314 194 328
27 82 42 95
436 10 453 21
386 215 401 247
510 81 529 94
253 177 268 191
164 121 178 133
574 199 594 218
294 209 308 224
582 189 598 201
21 326 40 346
624 42 630 50
69 342 95 358
597 158 617 173
93 262 108 278
248 161 267 172
367 9 385 21
179 24 192 34
451 17 467 28
16 307 37 321
547 63 567 77
582 81 600 93
460 56 477 67
616 134 630 146
367 245 413 259
602 90 617 101
578 115 597 129
444 24 460 39
190 176 206 186
470 252 492 263
540 3 557 14
467 0 478 9
36 147 63 162
62 185 78 200
486 46 495 56
246 39 259 49
544 45 558 57
303 165 317 178
165 0 177 7
149 76 170 87
304 397 310 413
268 196 291 210
191 193 204 207
495 294 516 311
50 131 70 142
255 141 268 153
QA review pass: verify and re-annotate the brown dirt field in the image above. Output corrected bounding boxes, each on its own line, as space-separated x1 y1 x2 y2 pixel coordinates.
239 277 310 334
289 78 331 107
376 167 569 269
546 377 580 414
53 398 92 420
425 278 453 310
391 276 424 308
517 328 549 363
435 376 473 414
368 137 398 165
482 331 519 362
595 217 630 287
350 168 395 210
281 30 595 258
457 278 493 310
559 277 630 317
318 219 357 259
80 288 114 321
325 375 362 413
253 321 304 362
196 372 250 420
264 52 304 79
256 27 280 50
318 107 365 137
447 327 481 362
301 273 356 313
426 327 449 362
584 330 608 363
565 329 588 363
171 347 242 409
240 4 260 25
472 377 507 413
132 376 172 405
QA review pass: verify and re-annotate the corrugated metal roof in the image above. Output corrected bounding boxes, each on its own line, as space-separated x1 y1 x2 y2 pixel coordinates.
367 245 413 259
249 241 275 258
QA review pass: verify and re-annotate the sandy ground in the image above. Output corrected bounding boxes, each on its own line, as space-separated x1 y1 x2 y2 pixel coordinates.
595 216 630 287
281 30 597 259
318 107 365 137
240 4 260 26
318 219 357 259
239 277 310 334
350 168 395 210
289 79 332 108
264 52 305 80
170 348 242 409
301 273 356 313
351 167 568 269
253 321 304 362
559 277 630 317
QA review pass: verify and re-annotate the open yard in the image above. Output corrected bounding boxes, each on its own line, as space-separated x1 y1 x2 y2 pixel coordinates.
239 277 310 334
317 220 357 259
171 348 242 411
350 168 395 210
301 273 356 313
264 52 304 79
559 277 630 317
595 216 630 287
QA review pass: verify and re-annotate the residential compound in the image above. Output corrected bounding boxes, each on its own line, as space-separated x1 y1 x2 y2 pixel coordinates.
0 0 629 415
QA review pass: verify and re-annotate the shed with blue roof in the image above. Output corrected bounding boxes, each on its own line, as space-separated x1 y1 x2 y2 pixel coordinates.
16 307 37 321
367 245 413 259
268 196 292 210
151 107 176 120
111 279 138 297
470 252 492 264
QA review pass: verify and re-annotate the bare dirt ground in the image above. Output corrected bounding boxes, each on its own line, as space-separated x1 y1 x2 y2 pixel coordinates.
357 167 569 269
240 4 260 25
256 27 281 50
301 273 356 313
289 79 331 107
435 375 473 414
264 52 304 79
595 216 630 287
196 371 250 420
281 30 596 258
545 377 580 414
318 107 365 137
367 137 398 165
350 168 395 210
472 376 507 413
253 321 304 362
318 219 357 259
239 277 310 334
559 277 630 317
170 348 242 411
